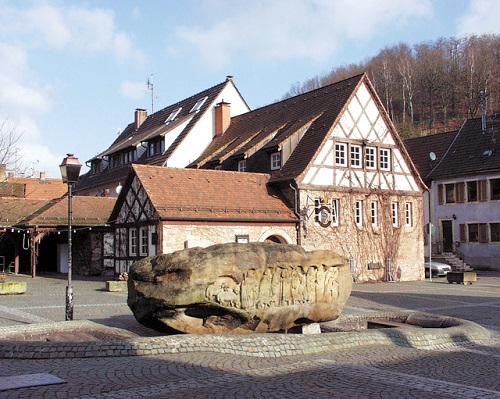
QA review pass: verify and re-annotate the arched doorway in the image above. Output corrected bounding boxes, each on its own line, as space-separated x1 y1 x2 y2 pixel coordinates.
264 235 287 244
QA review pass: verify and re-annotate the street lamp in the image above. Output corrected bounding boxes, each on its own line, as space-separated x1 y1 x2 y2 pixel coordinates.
59 153 82 321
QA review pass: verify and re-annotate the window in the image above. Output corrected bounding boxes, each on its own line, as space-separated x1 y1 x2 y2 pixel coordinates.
129 228 137 256
238 159 247 172
139 227 148 256
379 148 391 170
405 202 413 226
468 223 479 242
335 143 347 167
190 97 207 113
445 184 455 203
270 152 281 170
392 202 399 227
365 147 376 169
437 184 444 204
350 145 361 168
165 108 181 123
331 199 339 226
214 165 222 170
91 161 101 174
490 178 500 200
235 234 249 244
467 181 478 202
371 201 378 226
148 139 165 157
490 223 500 242
355 200 363 226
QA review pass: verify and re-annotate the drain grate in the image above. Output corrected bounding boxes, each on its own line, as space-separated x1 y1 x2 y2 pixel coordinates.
0 373 66 391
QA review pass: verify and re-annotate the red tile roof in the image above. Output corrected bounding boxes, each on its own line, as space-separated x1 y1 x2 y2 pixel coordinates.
0 177 67 199
0 198 52 226
119 164 297 223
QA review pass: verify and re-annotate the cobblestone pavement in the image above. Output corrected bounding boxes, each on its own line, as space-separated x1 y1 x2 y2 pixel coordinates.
0 271 499 398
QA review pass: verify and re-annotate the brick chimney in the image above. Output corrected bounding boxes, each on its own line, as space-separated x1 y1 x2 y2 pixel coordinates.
214 101 231 136
134 108 147 130
39 171 46 182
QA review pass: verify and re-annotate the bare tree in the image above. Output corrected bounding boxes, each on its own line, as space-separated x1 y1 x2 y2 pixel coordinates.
0 117 24 177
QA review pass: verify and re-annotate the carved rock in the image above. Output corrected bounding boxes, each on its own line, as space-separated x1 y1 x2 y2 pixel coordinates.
127 242 352 334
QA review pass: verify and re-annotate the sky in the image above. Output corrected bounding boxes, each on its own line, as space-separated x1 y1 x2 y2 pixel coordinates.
0 0 498 178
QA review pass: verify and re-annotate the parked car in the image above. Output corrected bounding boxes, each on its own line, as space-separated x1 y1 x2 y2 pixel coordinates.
425 258 452 277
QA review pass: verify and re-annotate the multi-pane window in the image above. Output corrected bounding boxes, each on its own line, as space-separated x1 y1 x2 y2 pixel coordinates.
129 228 138 256
355 200 363 226
467 181 478 202
365 147 376 169
371 201 378 226
238 159 247 172
405 202 413 226
379 148 391 170
148 139 165 157
270 152 281 170
335 143 347 167
139 227 148 256
392 202 399 227
490 178 500 200
350 145 361 168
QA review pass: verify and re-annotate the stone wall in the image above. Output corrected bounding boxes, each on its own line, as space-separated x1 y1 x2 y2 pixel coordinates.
299 190 424 282
161 222 297 253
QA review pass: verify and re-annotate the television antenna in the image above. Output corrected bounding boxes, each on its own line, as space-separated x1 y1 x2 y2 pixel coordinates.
147 74 154 113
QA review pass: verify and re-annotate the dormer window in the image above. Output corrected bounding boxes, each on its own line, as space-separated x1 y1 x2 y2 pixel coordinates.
190 97 208 113
165 108 181 123
238 159 247 172
148 138 165 157
91 160 101 174
270 152 281 170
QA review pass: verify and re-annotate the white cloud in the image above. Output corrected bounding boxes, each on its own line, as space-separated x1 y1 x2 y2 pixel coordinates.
120 81 148 100
457 0 500 36
175 0 432 68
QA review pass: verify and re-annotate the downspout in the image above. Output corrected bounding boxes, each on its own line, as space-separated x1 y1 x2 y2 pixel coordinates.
289 183 301 246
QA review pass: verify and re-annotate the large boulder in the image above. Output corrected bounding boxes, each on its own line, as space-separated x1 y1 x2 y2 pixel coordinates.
128 242 352 334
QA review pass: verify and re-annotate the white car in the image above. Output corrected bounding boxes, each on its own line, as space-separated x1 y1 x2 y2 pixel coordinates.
425 258 452 277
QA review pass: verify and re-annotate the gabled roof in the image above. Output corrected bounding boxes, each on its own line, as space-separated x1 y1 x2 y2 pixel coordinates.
190 74 367 181
111 164 297 223
427 115 500 180
404 130 458 184
77 77 247 192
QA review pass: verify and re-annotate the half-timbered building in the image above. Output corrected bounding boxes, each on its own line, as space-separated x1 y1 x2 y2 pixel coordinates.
191 73 425 282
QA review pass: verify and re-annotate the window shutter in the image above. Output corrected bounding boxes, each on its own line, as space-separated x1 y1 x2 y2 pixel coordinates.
459 224 466 242
479 180 487 201
437 184 444 204
479 223 488 243
456 182 465 203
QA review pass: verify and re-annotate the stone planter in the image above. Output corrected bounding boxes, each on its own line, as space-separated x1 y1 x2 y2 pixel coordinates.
0 282 27 295
106 280 128 292
447 271 477 285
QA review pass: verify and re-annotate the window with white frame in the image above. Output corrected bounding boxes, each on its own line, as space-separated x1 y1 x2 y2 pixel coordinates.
392 202 399 227
270 152 281 170
129 228 138 256
238 159 247 172
355 200 363 226
365 147 376 169
165 108 181 123
350 145 361 168
371 201 378 226
190 97 207 113
335 143 347 167
405 202 413 226
380 148 391 170
139 227 148 256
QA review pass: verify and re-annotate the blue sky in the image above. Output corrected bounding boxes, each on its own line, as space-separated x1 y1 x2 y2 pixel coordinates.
0 0 498 177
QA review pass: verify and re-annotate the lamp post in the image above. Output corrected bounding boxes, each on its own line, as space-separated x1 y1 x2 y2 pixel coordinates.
60 153 82 321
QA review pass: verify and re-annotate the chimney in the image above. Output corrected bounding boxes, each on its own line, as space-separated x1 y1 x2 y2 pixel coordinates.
39 171 46 182
134 108 147 130
0 164 6 182
214 101 231 136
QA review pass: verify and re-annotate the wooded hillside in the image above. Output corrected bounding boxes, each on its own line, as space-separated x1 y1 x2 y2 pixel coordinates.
283 35 499 138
